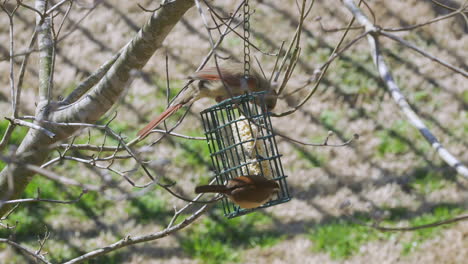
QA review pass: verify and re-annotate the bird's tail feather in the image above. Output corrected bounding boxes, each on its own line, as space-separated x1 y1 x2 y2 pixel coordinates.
137 103 183 139
195 185 229 194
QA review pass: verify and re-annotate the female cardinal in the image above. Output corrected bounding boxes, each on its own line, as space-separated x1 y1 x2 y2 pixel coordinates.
137 62 277 139
195 175 279 209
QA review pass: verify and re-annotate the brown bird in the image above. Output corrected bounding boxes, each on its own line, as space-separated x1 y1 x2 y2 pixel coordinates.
195 175 279 209
137 62 277 139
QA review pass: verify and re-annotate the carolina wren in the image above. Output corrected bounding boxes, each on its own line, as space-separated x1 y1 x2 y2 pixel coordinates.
137 62 277 139
195 175 279 209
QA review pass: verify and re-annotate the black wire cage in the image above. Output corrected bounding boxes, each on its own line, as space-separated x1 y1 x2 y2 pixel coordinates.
200 91 291 218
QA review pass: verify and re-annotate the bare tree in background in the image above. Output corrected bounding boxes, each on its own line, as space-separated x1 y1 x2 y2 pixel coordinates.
0 0 467 263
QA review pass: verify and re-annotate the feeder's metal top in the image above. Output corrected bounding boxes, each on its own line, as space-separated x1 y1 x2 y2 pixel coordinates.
200 91 267 114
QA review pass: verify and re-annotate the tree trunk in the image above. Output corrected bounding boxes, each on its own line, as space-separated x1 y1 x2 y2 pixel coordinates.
0 0 195 216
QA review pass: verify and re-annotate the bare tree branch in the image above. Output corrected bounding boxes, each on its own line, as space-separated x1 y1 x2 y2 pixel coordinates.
5 117 55 138
0 1 20 152
0 238 52 264
342 0 468 178
62 203 211 264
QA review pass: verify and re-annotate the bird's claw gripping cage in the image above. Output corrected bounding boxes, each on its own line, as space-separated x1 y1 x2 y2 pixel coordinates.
200 91 291 218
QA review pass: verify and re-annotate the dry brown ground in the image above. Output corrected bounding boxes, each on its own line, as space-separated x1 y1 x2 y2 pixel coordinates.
0 0 467 263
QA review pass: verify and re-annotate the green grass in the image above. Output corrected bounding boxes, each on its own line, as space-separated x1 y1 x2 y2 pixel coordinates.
0 174 173 263
181 211 283 264
408 167 453 194
319 110 341 128
400 205 463 255
377 120 411 156
0 119 28 146
225 36 242 49
127 192 172 224
143 80 194 131
412 90 431 103
464 112 468 134
174 129 211 170
0 175 126 263
331 52 379 97
462 90 468 105
308 205 465 259
61 82 78 97
0 203 48 239
48 244 123 264
0 176 88 238
294 146 327 168
0 177 63 238
24 175 65 200
309 215 382 259
0 120 29 170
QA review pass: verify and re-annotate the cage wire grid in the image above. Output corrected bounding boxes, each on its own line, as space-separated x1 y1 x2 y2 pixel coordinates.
200 92 291 218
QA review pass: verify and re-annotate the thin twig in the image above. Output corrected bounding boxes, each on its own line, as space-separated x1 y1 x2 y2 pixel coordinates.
277 130 359 147
0 238 51 264
18 1 44 19
137 0 176 12
54 0 73 38
317 17 363 32
57 143 124 151
3 189 87 204
0 1 100 62
0 204 19 221
15 31 38 117
22 163 102 191
167 178 219 228
158 183 222 204
384 4 467 32
369 214 468 232
149 104 193 146
0 124 16 151
56 1 101 43
431 0 460 11
1 2 18 116
35 226 50 256
380 31 468 78
145 0 244 121
277 0 311 95
0 2 19 152
203 0 277 56
273 0 363 117
46 0 70 14
41 154 132 169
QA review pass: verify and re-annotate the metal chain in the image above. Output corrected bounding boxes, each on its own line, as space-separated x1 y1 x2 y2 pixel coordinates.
243 0 251 79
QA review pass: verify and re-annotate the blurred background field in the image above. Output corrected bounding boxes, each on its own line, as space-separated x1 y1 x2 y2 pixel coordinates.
0 0 467 263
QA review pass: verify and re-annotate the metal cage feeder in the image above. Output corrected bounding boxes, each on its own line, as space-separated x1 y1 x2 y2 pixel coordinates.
200 91 291 218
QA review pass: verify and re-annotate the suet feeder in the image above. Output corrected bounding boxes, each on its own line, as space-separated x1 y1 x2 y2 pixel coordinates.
200 91 291 218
